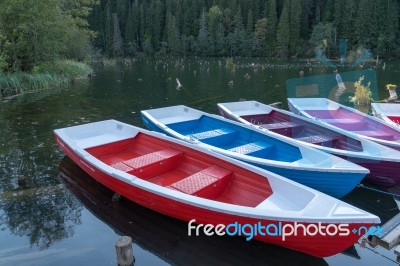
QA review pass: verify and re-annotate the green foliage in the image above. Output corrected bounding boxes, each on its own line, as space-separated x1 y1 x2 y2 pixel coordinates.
275 0 290 59
309 22 336 56
289 1 302 55
0 60 92 98
0 73 67 98
254 18 268 56
225 58 235 73
34 60 93 79
353 76 373 106
0 0 97 72
83 0 400 59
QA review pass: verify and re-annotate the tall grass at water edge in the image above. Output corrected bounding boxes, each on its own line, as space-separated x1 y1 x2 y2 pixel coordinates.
0 60 92 99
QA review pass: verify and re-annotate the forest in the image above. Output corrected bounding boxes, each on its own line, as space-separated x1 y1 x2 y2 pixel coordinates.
0 0 399 76
88 0 400 59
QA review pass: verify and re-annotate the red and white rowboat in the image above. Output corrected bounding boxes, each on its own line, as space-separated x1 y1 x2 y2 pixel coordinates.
54 120 380 257
371 102 400 127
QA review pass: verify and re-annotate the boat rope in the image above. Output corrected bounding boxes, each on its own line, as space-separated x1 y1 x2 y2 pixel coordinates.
357 183 400 198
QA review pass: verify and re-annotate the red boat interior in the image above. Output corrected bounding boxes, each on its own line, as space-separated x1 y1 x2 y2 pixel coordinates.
388 116 400 125
85 133 273 207
241 110 364 151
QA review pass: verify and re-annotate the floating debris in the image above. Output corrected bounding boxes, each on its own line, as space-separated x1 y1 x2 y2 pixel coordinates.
18 175 27 186
176 78 182 90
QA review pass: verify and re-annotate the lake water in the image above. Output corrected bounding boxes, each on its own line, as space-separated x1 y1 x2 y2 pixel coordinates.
1 58 400 265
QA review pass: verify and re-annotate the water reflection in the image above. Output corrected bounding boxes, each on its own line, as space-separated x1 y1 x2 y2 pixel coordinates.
0 87 86 250
1 58 400 264
58 156 326 266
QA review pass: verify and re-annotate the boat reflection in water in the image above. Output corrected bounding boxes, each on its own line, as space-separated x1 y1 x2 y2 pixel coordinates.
58 156 327 265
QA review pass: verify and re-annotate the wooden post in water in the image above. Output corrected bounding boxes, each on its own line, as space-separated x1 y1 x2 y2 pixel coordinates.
115 236 134 266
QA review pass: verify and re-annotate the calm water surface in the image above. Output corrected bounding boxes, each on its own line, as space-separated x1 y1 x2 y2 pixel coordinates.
1 58 400 265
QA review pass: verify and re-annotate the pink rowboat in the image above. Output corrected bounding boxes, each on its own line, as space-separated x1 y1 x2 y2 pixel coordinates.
288 98 400 151
54 120 379 258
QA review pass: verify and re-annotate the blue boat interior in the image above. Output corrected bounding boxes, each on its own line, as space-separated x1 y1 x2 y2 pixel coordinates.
167 115 302 162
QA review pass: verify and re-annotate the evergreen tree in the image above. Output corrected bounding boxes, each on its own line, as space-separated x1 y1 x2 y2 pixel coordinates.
376 0 399 57
198 8 209 55
246 9 254 34
289 0 302 55
166 12 181 55
355 0 375 49
104 0 113 57
275 0 290 58
254 18 268 56
153 0 165 50
334 0 355 41
266 0 277 54
299 0 313 39
125 3 137 56
309 22 336 56
83 0 400 59
112 13 124 56
227 6 246 56
208 5 223 55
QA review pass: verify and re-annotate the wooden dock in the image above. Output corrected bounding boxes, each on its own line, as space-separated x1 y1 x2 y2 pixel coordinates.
370 212 400 260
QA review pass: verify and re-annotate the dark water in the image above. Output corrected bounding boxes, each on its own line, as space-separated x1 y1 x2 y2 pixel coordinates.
1 58 400 265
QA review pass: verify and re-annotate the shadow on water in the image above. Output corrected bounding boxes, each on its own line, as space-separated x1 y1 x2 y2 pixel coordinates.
58 156 327 266
343 184 400 225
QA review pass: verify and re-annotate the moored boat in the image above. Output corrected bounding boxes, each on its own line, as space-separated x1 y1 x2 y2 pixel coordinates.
218 100 400 187
54 119 380 258
141 106 369 198
371 102 400 127
288 98 400 152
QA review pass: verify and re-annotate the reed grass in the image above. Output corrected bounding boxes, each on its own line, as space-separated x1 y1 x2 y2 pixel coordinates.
353 76 372 106
0 60 93 99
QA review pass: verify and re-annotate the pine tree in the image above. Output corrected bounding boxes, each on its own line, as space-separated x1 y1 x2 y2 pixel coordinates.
275 0 290 58
227 6 246 56
355 0 375 49
153 0 165 50
289 0 302 55
112 13 124 56
198 8 208 55
334 0 355 41
266 0 277 53
254 18 268 56
208 5 223 55
125 3 137 56
376 0 399 57
166 12 181 55
246 9 254 34
104 0 113 57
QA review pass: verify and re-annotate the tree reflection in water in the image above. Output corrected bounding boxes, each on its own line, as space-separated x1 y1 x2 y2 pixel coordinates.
0 112 82 249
